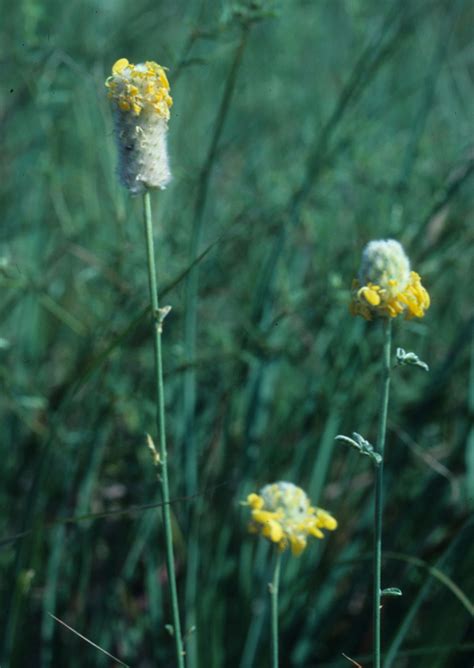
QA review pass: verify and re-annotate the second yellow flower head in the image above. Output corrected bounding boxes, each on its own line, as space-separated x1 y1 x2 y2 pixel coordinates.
246 482 337 556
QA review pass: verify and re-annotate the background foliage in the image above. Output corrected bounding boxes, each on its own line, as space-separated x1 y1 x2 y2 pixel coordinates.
1 0 473 666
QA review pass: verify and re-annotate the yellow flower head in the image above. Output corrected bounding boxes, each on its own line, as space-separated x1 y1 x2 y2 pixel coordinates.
105 58 173 194
350 239 430 320
105 58 172 119
245 482 337 556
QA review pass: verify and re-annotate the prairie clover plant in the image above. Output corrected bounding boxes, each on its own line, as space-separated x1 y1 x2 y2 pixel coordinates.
244 482 337 667
339 239 430 668
105 60 185 668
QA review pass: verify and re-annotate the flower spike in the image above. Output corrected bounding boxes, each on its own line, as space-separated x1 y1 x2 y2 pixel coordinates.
105 58 172 195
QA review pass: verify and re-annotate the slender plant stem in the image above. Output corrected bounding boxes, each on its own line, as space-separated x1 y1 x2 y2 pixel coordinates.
142 190 185 668
373 318 392 668
270 551 282 668
183 25 249 498
182 27 250 668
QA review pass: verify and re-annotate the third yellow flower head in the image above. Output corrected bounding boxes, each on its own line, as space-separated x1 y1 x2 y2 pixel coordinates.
350 239 430 320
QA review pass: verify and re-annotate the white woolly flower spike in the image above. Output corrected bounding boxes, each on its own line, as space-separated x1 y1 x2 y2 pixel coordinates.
105 58 172 195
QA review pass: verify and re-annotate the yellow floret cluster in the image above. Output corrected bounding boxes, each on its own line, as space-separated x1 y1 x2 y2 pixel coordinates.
350 271 430 320
350 239 430 320
246 482 337 556
105 58 172 119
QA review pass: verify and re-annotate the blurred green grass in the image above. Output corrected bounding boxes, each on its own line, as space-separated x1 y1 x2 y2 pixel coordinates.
1 0 473 666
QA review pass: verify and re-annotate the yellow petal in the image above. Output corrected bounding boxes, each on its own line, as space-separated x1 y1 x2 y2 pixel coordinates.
247 493 264 510
316 509 338 530
360 286 381 306
252 509 279 524
290 536 306 556
159 69 170 89
112 58 129 74
269 520 283 542
262 520 283 543
309 526 324 539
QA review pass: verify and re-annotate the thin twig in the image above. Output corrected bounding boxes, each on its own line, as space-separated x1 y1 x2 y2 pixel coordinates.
49 613 130 667
0 481 230 549
342 653 363 668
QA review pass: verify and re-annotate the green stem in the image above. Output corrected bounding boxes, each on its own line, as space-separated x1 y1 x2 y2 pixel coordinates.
183 25 249 498
270 551 282 668
373 318 392 668
143 191 185 668
182 28 250 668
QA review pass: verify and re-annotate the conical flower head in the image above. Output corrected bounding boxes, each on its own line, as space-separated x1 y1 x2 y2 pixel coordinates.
351 239 430 320
359 240 410 298
105 58 172 195
245 481 337 556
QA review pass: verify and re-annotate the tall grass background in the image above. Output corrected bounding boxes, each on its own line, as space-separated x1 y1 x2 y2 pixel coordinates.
1 0 473 666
